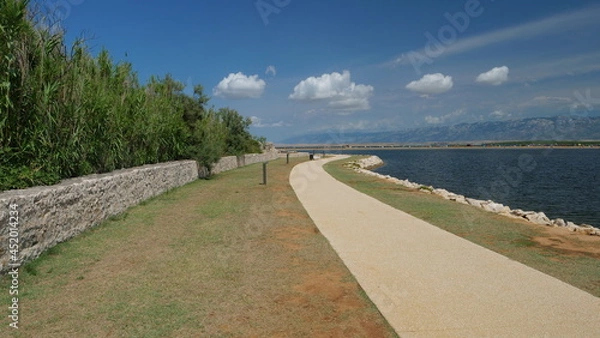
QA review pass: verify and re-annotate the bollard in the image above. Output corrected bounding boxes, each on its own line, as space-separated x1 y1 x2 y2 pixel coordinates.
262 162 268 185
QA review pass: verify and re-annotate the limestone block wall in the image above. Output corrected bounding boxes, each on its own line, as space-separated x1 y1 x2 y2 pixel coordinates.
0 150 279 273
210 156 240 176
243 150 280 166
279 152 310 158
0 160 199 272
205 149 279 176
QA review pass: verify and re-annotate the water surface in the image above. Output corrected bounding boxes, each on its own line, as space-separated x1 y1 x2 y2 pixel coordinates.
332 148 600 228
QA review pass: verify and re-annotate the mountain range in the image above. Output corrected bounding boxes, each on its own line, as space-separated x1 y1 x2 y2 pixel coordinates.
279 116 600 144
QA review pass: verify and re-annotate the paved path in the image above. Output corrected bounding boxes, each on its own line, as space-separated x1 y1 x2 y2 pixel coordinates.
290 156 600 337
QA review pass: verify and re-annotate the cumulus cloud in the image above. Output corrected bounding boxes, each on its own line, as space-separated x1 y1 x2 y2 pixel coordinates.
289 70 374 111
406 73 453 95
213 72 266 99
476 66 509 85
265 65 277 77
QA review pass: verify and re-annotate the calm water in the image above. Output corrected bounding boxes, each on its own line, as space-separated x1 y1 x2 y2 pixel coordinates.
331 148 600 228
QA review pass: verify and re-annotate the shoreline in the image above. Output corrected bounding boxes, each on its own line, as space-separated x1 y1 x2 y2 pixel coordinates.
345 155 600 236
278 145 600 151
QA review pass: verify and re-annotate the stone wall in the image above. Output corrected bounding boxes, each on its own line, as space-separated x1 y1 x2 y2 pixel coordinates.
0 149 279 273
198 149 279 177
279 151 311 159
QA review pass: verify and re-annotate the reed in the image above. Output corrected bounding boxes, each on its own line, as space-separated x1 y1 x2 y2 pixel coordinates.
0 0 261 190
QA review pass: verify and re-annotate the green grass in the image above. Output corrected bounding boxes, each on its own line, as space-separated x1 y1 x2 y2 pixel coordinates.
0 158 397 337
325 156 600 297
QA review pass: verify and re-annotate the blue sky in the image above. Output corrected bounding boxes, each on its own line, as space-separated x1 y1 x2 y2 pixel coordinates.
40 0 600 142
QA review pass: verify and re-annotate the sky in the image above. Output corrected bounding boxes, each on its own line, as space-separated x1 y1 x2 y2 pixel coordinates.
37 0 600 143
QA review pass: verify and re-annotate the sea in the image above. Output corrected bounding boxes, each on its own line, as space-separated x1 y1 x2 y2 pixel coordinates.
328 148 600 228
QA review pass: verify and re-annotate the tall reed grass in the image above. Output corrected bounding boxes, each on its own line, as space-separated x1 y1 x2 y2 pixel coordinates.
0 0 261 190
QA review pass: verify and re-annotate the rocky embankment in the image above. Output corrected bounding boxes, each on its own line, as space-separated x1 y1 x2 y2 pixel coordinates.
345 156 600 236
349 156 385 170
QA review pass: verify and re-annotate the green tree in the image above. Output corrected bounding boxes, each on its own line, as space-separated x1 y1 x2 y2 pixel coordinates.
217 107 261 155
0 0 267 189
186 108 226 175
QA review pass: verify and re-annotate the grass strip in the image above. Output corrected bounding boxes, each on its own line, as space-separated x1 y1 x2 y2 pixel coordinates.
1 158 397 337
325 156 600 298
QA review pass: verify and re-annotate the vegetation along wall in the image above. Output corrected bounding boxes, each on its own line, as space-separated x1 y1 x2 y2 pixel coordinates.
0 149 278 273
0 1 280 272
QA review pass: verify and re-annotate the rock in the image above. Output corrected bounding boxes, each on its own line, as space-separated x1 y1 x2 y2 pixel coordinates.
552 218 567 227
575 224 600 236
433 189 450 198
466 198 484 208
353 156 384 170
499 211 518 219
407 182 420 189
511 209 527 217
566 222 579 232
524 211 551 225
455 196 469 205
441 193 454 200
397 180 419 189
447 193 460 201
580 227 597 235
482 202 509 214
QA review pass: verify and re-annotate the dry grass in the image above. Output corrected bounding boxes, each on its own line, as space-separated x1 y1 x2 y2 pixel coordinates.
0 158 397 337
325 156 600 297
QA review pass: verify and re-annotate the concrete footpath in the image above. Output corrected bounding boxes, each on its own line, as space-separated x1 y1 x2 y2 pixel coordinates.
290 156 600 337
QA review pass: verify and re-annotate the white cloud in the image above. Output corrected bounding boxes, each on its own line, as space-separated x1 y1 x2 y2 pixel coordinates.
265 65 277 77
250 116 291 128
522 96 572 106
289 70 374 111
570 101 594 112
489 110 511 119
406 73 453 94
476 66 509 85
514 52 600 82
213 72 266 99
391 5 600 67
425 116 442 124
424 109 466 124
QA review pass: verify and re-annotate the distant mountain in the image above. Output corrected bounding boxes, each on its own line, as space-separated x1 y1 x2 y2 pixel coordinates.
280 116 600 144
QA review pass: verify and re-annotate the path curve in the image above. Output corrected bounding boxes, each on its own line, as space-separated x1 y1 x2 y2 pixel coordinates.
290 156 600 337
